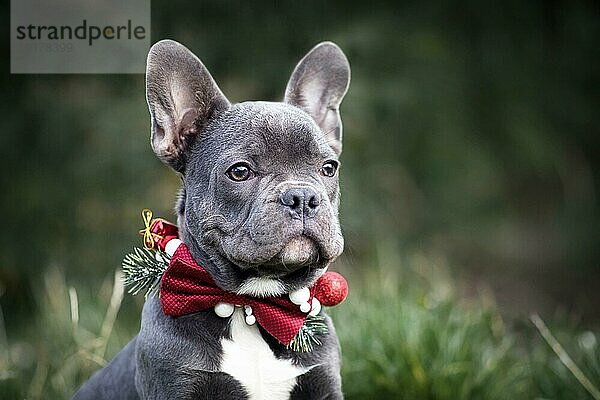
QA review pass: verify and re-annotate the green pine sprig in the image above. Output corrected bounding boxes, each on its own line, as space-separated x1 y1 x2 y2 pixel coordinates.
287 314 329 352
122 247 169 299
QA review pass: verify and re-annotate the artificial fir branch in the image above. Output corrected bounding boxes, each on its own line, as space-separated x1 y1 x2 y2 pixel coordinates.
287 314 329 352
122 247 169 299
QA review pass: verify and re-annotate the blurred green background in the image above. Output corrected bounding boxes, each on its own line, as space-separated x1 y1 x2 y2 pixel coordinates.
1 1 599 399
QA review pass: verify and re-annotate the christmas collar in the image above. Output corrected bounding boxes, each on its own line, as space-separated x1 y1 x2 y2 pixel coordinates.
127 209 348 350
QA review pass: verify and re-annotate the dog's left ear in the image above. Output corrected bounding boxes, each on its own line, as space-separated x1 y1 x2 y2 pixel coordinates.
285 42 351 155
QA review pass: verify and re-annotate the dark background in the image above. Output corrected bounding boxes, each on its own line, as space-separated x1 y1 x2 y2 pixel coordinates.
0 0 599 397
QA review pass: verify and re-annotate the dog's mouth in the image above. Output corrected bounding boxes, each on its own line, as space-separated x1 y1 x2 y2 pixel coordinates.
231 235 326 278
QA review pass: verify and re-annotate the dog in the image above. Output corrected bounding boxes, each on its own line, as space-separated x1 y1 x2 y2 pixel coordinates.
72 39 350 400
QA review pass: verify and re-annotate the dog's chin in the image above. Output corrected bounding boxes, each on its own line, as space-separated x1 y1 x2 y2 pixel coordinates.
262 236 320 270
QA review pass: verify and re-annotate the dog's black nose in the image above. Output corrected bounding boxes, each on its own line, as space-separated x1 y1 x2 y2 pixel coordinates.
280 187 320 219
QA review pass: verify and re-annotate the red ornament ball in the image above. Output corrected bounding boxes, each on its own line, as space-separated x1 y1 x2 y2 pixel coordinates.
313 272 348 306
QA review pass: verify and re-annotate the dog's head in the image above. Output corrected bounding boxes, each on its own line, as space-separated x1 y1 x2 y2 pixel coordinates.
145 40 350 296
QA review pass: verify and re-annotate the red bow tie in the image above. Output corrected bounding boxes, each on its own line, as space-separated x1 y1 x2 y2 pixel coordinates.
160 243 312 346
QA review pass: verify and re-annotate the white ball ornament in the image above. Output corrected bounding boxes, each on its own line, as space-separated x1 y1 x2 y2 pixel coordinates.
165 239 182 257
309 298 322 317
243 305 253 316
214 302 234 318
289 287 310 305
245 314 256 325
300 301 311 313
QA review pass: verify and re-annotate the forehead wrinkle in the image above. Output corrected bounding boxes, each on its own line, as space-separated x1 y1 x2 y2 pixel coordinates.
233 107 320 167
267 129 320 166
196 101 332 170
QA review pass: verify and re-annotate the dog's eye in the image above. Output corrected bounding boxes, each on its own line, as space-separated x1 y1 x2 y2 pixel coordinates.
226 163 256 182
320 161 339 177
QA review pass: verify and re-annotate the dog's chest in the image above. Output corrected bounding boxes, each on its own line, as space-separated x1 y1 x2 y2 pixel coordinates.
219 309 309 400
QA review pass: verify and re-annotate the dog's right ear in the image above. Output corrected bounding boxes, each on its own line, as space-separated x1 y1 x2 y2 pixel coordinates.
146 40 230 171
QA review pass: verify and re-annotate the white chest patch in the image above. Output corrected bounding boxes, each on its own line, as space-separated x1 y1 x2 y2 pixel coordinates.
220 309 310 400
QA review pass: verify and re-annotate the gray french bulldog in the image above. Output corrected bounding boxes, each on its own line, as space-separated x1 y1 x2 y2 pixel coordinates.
72 39 350 399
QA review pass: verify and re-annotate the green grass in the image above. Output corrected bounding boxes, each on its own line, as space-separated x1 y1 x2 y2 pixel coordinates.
332 270 528 398
0 268 133 400
1 255 599 399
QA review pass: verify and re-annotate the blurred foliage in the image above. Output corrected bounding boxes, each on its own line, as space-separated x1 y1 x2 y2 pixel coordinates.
0 0 599 398
1 0 598 321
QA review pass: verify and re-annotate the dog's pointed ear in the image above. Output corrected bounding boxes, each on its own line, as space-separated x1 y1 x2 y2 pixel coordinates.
146 40 230 171
284 42 350 155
